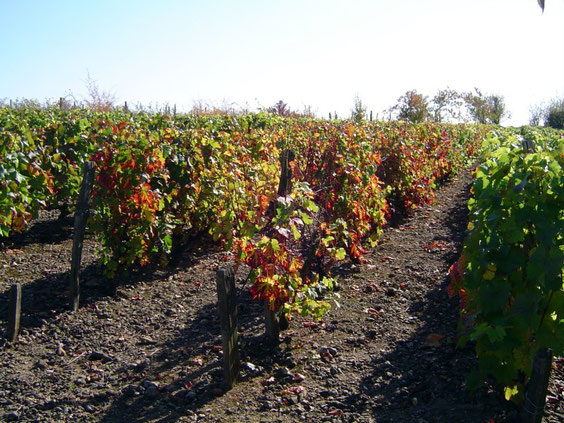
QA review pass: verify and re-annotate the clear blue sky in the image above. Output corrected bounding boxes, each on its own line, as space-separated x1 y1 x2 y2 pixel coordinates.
1 0 563 125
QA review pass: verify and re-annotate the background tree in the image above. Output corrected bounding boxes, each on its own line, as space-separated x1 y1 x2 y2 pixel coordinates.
529 102 546 126
268 100 292 116
392 89 430 123
350 95 367 123
83 72 116 112
488 94 510 125
463 88 510 124
545 98 564 129
430 88 464 122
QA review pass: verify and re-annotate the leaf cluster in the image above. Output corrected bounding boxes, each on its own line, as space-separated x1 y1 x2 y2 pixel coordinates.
449 126 564 400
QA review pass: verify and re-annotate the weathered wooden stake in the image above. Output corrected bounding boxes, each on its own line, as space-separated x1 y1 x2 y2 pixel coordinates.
263 149 295 344
124 101 128 112
216 267 240 388
7 284 22 343
277 149 295 197
522 347 553 423
264 301 280 345
59 97 64 110
70 161 95 312
523 139 535 153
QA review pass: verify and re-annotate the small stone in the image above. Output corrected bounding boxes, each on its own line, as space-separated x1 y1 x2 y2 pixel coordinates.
134 359 149 371
138 336 157 345
172 389 190 402
142 380 159 390
56 342 66 356
4 412 19 421
122 385 137 397
34 360 47 370
330 365 342 376
84 404 96 413
243 362 257 372
260 400 275 411
274 367 292 380
144 385 159 399
211 387 223 396
89 351 113 362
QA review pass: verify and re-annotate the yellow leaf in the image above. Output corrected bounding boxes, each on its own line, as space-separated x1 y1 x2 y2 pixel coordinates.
504 385 519 401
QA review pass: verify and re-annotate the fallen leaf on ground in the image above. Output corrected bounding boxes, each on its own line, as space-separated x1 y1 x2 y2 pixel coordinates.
302 322 318 328
424 333 445 347
282 386 306 395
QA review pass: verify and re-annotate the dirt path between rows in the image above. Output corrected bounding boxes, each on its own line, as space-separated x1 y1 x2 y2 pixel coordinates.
1 169 563 422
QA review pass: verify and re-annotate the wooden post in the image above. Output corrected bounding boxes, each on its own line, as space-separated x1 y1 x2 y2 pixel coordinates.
522 347 553 423
263 149 296 344
523 139 535 153
216 267 239 388
70 161 95 312
9 99 13 108
264 301 280 345
59 97 64 110
124 101 128 112
277 150 295 197
7 284 22 343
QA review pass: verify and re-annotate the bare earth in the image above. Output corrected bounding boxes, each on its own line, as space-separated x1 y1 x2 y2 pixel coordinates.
1 169 563 422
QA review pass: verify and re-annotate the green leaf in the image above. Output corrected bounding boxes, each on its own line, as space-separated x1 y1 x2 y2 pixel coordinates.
305 199 319 213
14 172 25 185
162 234 172 253
299 211 313 225
334 248 346 261
527 246 546 283
499 217 524 244
270 238 280 252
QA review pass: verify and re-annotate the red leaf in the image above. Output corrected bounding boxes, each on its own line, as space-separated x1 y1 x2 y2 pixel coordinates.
282 386 306 395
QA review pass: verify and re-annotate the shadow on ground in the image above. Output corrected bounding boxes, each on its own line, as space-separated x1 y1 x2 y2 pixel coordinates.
349 180 520 422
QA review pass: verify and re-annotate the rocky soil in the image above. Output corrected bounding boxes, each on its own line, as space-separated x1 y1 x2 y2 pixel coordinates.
1 169 563 422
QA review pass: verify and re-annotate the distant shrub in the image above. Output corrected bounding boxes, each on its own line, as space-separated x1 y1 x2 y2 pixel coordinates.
546 98 564 129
